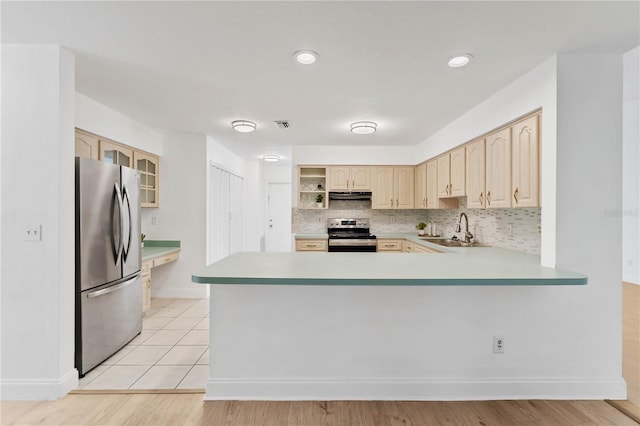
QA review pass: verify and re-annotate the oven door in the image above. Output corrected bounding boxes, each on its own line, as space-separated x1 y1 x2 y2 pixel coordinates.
328 239 377 252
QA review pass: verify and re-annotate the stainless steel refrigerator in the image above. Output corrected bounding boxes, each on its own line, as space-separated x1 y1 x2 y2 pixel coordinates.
75 157 142 377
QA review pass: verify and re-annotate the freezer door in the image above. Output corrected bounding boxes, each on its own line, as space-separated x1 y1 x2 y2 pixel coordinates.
121 166 141 277
76 274 142 376
76 158 123 291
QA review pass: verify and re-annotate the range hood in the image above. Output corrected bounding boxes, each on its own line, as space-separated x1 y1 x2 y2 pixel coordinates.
329 191 372 201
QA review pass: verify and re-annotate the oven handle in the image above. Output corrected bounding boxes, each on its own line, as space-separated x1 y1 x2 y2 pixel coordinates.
329 239 377 246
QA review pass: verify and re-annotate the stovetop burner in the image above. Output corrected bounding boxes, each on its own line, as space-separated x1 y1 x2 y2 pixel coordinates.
327 218 376 239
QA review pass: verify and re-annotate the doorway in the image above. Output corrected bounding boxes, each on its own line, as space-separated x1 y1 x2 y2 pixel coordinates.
265 182 292 251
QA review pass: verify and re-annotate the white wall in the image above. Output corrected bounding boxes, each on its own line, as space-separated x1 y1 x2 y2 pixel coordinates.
623 46 640 285
75 93 163 155
145 133 208 299
1 45 77 399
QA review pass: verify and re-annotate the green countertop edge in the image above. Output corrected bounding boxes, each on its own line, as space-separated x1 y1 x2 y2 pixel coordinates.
191 275 587 286
143 240 181 247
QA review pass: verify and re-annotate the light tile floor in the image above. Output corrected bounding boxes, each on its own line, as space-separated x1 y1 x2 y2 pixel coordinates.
78 298 209 390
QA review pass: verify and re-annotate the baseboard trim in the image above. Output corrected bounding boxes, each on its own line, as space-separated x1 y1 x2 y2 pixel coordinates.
152 287 207 299
1 369 78 400
205 377 627 401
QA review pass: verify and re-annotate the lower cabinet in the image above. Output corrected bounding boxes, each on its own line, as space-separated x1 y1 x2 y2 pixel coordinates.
295 239 328 252
377 239 403 252
141 260 152 313
141 250 181 313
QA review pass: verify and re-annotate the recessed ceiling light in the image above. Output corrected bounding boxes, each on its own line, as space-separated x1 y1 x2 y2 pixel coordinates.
262 155 281 162
448 54 473 68
350 121 377 135
293 50 318 65
231 120 257 133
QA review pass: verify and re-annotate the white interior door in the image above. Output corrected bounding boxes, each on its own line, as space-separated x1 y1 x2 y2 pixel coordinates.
208 165 244 264
265 183 292 252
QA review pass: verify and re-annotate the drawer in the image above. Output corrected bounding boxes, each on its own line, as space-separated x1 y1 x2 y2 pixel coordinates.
153 251 180 267
377 239 403 251
413 244 442 254
403 241 414 253
295 239 328 252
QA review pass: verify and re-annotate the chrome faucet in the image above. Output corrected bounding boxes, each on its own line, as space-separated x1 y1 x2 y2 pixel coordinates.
456 212 474 243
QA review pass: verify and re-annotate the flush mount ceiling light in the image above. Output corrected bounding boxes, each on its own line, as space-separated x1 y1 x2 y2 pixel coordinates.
231 120 257 133
293 50 318 65
350 121 377 135
448 54 473 68
262 155 281 162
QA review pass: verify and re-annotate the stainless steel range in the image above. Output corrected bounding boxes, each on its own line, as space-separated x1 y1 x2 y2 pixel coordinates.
327 218 377 252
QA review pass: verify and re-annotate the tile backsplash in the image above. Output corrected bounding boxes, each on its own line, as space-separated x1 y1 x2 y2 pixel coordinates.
292 198 542 255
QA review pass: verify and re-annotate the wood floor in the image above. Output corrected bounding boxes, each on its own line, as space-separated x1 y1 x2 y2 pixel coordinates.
2 395 638 426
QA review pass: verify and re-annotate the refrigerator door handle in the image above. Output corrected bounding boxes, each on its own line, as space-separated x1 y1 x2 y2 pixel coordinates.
122 185 133 261
111 183 124 263
86 274 140 299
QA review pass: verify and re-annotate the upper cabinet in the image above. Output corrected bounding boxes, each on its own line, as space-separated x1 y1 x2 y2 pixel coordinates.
75 128 161 208
414 162 427 209
328 166 371 191
298 166 328 209
371 166 414 209
436 146 465 198
465 138 486 209
134 151 160 208
485 127 512 208
425 159 439 209
100 139 133 168
511 115 539 207
75 129 100 160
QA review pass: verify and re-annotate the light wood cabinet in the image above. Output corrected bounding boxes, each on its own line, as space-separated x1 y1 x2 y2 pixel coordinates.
437 147 465 198
134 151 160 208
403 240 414 253
100 139 133 168
511 115 540 207
298 166 328 209
466 138 486 209
295 239 328 252
414 162 427 209
75 129 100 160
371 167 395 209
377 239 403 252
394 167 415 209
486 127 512 208
141 260 152 313
413 243 442 254
426 159 458 209
328 166 371 191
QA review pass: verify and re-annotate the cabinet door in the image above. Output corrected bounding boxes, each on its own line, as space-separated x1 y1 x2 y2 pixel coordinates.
350 167 371 191
437 155 451 198
75 129 100 160
371 167 394 209
466 138 486 209
414 163 427 209
426 159 439 209
486 127 512 208
449 146 466 197
394 167 415 209
134 150 160 208
328 166 350 191
100 139 133 168
512 115 539 207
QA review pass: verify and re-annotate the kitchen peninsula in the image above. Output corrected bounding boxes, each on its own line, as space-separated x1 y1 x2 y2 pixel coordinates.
193 246 588 401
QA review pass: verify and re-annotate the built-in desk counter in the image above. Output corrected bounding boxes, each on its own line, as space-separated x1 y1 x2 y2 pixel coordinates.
141 240 180 312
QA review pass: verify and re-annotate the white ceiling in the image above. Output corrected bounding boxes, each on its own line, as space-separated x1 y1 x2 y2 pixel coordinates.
3 1 639 161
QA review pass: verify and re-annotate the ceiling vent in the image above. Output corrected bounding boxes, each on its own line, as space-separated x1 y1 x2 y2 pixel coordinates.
274 120 291 129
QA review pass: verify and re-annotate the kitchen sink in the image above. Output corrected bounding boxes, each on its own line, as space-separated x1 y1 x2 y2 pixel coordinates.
419 238 476 247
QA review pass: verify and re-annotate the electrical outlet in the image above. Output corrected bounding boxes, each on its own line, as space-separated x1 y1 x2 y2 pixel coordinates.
151 216 157 225
506 224 513 236
536 224 542 235
317 217 322 222
390 216 395 223
493 335 505 354
24 225 42 241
